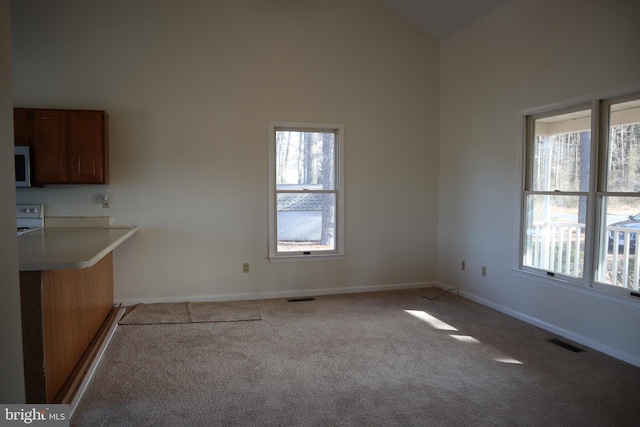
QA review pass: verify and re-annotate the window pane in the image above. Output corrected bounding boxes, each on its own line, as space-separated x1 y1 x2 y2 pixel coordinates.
277 193 335 252
596 196 640 289
532 109 591 192
523 194 586 278
275 130 335 190
606 99 640 192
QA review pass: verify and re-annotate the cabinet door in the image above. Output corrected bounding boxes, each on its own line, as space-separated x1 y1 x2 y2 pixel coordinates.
33 110 68 184
69 111 108 184
14 108 32 146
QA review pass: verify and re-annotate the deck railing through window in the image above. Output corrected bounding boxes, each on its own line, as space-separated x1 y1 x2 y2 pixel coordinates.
526 222 638 289
603 226 639 290
525 222 584 277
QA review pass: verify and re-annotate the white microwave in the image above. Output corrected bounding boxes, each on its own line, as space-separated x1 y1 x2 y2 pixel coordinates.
15 146 31 187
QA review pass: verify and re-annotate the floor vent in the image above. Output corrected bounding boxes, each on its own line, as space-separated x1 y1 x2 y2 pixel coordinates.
547 338 584 353
287 297 316 302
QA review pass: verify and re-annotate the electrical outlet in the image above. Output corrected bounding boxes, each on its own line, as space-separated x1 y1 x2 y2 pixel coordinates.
481 266 487 277
461 260 466 271
242 263 250 273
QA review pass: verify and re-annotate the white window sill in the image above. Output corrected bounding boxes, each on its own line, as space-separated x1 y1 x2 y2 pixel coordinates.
269 254 344 263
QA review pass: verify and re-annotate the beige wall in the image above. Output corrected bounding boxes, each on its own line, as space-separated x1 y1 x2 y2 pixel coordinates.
10 0 639 372
0 0 25 403
439 0 640 364
11 0 440 303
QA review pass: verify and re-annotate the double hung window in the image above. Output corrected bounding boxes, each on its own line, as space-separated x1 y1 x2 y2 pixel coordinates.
268 122 344 261
520 91 640 298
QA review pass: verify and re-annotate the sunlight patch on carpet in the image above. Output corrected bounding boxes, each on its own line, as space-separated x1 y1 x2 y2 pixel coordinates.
494 357 523 365
449 334 480 344
405 309 524 365
404 310 458 331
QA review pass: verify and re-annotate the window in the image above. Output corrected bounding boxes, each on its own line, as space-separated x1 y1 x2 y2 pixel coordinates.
520 91 640 299
268 122 344 261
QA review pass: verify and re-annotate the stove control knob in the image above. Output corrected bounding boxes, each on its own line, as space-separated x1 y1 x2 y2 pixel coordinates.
24 207 31 214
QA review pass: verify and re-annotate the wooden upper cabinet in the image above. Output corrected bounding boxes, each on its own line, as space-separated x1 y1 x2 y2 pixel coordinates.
69 111 109 184
33 110 69 185
23 108 109 185
14 108 32 146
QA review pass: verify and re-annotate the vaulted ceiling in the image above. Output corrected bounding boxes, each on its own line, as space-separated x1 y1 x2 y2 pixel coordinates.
381 0 512 39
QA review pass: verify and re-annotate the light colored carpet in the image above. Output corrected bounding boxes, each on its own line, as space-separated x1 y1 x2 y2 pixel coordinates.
73 288 640 426
119 300 262 324
188 301 262 323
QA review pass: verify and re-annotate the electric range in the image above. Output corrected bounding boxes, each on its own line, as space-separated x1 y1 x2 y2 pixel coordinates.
16 204 44 236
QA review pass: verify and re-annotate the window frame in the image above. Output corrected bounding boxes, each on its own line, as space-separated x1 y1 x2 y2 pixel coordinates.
267 121 345 262
517 85 640 303
593 94 640 297
519 102 596 285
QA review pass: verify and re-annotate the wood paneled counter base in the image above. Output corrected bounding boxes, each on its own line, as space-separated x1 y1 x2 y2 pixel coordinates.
20 252 116 404
17 225 137 406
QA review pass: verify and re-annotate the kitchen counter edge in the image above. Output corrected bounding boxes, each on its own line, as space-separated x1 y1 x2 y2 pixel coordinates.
19 226 139 271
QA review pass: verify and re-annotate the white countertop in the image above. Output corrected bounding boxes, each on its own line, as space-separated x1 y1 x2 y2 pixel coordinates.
18 226 139 271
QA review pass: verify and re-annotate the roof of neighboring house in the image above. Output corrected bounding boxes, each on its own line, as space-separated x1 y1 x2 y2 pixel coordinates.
278 193 324 211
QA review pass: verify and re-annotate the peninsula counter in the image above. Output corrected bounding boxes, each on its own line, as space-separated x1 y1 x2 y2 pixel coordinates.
18 225 138 405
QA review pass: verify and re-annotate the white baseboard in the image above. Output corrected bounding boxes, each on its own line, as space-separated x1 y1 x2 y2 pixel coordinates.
116 281 639 366
433 282 640 368
115 281 438 306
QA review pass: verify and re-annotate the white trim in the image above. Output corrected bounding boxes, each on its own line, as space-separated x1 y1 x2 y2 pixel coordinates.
267 121 345 261
268 254 344 263
516 83 640 293
450 285 640 368
514 112 527 274
114 281 436 306
116 281 640 367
